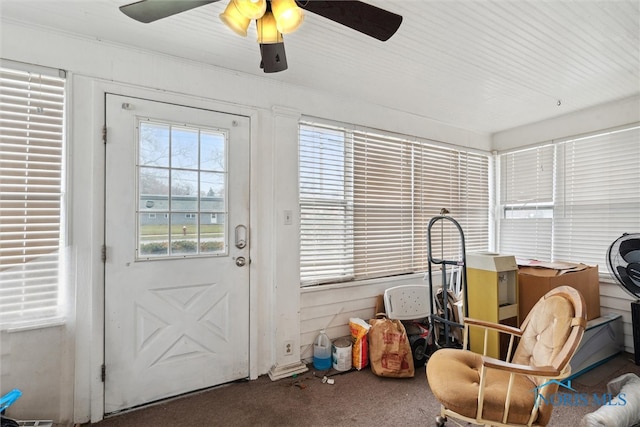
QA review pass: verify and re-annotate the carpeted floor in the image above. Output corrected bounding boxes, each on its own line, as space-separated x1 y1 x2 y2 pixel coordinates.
87 352 640 427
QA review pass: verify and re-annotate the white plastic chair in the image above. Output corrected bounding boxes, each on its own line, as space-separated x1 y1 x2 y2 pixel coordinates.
383 285 431 320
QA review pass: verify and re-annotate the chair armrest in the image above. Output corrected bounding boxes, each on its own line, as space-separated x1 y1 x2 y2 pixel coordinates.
473 355 570 424
480 355 563 378
464 317 523 336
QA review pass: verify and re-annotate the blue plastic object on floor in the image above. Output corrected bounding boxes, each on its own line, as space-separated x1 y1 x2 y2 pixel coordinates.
0 389 21 413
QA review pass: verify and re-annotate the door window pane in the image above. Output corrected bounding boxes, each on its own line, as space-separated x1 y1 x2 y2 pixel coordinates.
171 213 197 255
171 170 198 211
171 127 199 169
139 168 169 207
137 120 228 259
138 213 169 257
200 132 225 171
201 214 226 254
201 172 225 201
139 122 170 167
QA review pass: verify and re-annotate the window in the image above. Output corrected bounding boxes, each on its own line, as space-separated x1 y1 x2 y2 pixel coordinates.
0 62 66 326
499 145 555 260
137 120 227 258
499 125 640 270
299 121 490 286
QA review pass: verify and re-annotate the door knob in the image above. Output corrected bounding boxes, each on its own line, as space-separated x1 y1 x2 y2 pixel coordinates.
235 256 246 267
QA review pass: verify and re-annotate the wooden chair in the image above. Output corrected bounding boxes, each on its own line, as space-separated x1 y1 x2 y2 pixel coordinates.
426 285 587 427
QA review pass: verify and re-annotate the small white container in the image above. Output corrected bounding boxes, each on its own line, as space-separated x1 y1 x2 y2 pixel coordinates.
332 337 352 371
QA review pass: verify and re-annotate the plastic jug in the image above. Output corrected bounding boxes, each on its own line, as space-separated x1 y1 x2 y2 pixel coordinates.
313 330 332 370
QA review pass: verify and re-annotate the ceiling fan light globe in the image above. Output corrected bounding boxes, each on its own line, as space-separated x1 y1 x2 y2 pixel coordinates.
271 0 304 34
256 12 283 44
220 2 251 37
233 0 267 20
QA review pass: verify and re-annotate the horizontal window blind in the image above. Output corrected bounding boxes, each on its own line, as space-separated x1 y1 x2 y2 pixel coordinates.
353 131 415 279
498 125 640 270
299 123 354 284
300 121 490 286
554 126 640 268
414 143 490 269
0 64 65 324
499 145 554 259
500 219 553 261
501 145 554 204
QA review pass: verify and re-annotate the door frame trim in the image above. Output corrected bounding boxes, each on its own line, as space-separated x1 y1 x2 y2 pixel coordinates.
73 79 259 423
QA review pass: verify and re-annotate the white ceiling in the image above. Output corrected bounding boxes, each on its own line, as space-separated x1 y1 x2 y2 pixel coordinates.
1 0 638 134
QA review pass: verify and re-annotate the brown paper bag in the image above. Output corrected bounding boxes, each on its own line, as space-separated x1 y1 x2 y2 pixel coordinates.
368 315 415 378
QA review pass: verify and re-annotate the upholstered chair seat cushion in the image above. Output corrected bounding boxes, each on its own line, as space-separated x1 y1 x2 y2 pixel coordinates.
427 348 540 425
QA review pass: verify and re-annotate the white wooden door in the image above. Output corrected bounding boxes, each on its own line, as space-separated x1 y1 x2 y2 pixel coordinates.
104 95 250 413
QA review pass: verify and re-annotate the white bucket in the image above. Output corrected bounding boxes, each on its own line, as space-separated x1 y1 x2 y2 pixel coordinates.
332 337 352 371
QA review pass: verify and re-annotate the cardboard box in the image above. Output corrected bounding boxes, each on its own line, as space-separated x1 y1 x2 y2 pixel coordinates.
517 261 600 322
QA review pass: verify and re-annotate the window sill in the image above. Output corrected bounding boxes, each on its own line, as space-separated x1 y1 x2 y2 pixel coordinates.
301 272 427 293
1 316 66 333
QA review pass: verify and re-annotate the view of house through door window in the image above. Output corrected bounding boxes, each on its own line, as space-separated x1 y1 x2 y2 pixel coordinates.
137 121 227 259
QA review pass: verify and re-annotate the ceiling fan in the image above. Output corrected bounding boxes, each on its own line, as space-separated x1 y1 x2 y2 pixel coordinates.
119 0 403 73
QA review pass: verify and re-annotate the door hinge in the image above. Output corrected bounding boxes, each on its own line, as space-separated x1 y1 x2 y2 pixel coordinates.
101 245 107 263
101 364 106 382
102 125 107 144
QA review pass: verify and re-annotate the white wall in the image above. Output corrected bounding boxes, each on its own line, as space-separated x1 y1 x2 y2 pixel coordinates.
600 282 638 355
0 325 75 422
0 22 489 426
492 94 640 152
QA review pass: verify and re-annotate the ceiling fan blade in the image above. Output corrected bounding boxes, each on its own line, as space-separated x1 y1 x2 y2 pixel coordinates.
295 1 402 41
120 0 220 23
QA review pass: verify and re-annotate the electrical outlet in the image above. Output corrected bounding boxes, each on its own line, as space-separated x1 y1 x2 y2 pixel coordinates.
284 340 294 355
